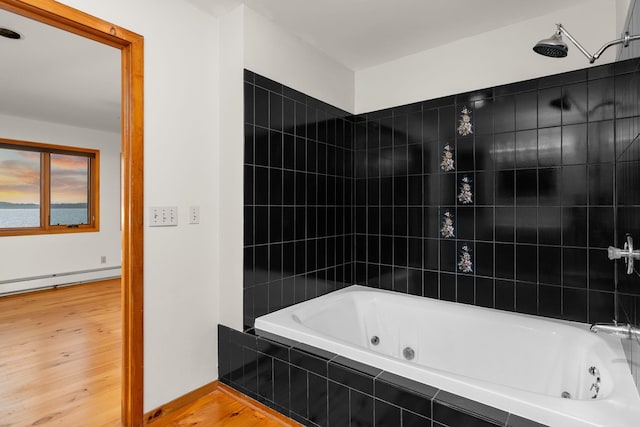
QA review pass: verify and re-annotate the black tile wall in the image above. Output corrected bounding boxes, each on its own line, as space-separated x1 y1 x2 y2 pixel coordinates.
244 70 354 328
218 324 548 427
242 61 640 422
616 63 640 325
241 59 640 418
238 61 640 427
244 61 640 328
353 59 640 326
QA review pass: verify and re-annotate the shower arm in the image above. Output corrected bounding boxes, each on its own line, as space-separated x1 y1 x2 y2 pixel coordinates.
557 23 640 63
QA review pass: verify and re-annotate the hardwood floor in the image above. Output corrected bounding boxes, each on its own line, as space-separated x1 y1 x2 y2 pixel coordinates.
147 384 301 427
0 279 300 427
0 279 122 426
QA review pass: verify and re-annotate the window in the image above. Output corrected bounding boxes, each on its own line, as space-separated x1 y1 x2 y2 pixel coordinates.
0 138 99 236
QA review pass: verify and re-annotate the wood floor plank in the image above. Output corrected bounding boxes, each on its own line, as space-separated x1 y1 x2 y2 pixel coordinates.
0 280 301 427
0 279 122 427
148 388 299 427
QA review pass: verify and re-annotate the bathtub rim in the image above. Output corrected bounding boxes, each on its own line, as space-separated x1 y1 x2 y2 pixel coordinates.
254 285 640 427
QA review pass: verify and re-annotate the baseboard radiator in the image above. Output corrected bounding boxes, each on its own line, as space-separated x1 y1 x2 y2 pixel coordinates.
0 266 121 296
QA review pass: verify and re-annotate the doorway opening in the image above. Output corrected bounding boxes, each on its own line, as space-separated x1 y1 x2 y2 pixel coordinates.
0 1 144 425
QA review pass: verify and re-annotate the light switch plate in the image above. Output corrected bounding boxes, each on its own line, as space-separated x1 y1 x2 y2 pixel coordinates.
189 206 200 224
149 206 178 226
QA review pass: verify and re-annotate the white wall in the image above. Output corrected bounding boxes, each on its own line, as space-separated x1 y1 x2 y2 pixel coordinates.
243 6 355 113
0 114 121 292
39 0 353 413
355 0 618 113
618 0 640 60
217 6 245 332
215 4 358 330
618 0 633 36
55 0 220 412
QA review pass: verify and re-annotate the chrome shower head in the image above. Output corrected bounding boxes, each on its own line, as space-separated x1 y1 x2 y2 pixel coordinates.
533 23 640 63
533 30 568 58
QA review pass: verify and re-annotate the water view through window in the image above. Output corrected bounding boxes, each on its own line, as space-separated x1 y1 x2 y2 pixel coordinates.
0 147 40 227
0 146 91 229
50 153 89 226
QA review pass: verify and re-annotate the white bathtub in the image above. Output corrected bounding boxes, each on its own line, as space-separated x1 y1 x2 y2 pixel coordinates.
255 285 640 427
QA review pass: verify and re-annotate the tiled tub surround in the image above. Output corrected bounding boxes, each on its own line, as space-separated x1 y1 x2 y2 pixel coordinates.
253 286 640 427
238 63 640 425
244 61 640 334
243 70 355 329
219 324 546 427
352 60 640 327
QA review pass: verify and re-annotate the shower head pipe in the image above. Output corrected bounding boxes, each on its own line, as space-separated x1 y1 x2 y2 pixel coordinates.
555 23 640 63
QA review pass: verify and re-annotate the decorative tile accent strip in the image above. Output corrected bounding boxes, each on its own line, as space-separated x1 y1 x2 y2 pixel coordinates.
440 144 455 172
457 106 473 136
458 244 473 273
458 175 473 204
441 211 455 238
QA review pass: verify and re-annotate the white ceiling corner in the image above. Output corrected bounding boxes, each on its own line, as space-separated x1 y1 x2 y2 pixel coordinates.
0 0 608 134
206 0 589 70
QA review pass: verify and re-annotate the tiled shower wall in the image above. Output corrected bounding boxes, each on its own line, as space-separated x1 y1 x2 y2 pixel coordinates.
353 60 640 326
244 60 640 330
617 62 640 325
243 70 354 329
237 63 640 427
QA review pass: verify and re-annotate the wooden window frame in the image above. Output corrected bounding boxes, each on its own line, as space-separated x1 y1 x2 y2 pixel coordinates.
0 138 100 236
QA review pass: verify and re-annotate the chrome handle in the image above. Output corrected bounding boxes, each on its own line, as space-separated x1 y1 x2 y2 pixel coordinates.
608 234 640 274
625 235 635 274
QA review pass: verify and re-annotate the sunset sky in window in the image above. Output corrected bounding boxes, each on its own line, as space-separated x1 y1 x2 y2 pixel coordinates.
0 149 89 204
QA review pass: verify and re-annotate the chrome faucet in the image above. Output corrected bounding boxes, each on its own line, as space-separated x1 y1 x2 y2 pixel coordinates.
590 321 640 339
608 234 640 275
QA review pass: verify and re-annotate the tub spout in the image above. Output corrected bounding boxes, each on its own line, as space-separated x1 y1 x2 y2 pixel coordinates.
590 322 640 339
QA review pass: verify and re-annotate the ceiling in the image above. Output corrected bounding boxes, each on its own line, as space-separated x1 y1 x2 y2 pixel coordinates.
188 0 588 70
0 1 601 133
0 9 120 133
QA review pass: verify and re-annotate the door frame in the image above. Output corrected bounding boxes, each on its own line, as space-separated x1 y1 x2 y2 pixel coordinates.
0 1 144 425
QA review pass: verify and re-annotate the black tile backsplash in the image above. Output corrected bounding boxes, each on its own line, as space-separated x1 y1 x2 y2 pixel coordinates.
244 60 640 333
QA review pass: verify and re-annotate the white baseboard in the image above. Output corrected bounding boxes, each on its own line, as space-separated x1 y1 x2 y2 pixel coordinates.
0 267 121 295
